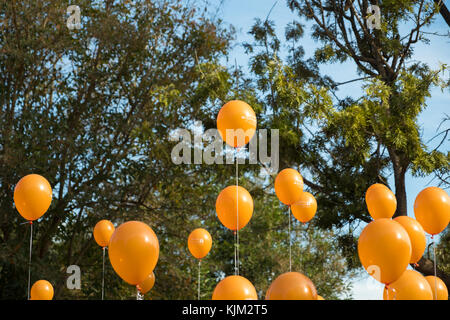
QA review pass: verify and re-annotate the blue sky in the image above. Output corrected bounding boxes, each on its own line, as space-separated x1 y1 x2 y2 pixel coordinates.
213 0 450 299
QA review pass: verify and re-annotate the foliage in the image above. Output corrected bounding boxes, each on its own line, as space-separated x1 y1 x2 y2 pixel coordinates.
0 0 352 299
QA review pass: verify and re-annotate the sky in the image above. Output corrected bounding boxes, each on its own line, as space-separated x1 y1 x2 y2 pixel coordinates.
213 0 450 300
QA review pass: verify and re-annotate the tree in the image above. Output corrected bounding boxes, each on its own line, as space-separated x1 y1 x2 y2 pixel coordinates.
242 0 449 286
0 0 233 299
0 0 352 299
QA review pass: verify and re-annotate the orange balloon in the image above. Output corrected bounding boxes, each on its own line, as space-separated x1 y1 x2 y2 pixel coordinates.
265 272 317 300
212 275 257 300
393 216 426 264
383 270 433 300
291 192 317 223
264 286 272 300
365 183 397 220
274 168 304 205
188 228 212 259
216 186 253 231
93 220 115 248
30 280 54 300
358 219 411 285
414 187 450 235
317 295 325 300
108 221 159 285
217 100 257 148
425 276 448 300
137 272 155 294
14 174 52 221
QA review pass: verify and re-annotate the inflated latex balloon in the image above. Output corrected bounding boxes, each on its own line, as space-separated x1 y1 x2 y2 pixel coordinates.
317 295 325 300
265 272 317 300
212 275 257 300
383 270 432 300
30 280 54 300
137 272 155 294
358 219 411 285
216 186 253 231
108 221 159 285
425 276 448 300
365 183 397 220
414 187 450 235
393 216 426 264
14 174 52 221
93 220 115 248
274 168 304 206
217 100 257 148
188 228 212 259
291 192 317 223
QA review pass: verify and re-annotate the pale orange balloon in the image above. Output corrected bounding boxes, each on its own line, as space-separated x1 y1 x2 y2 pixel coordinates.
188 228 212 259
212 275 258 300
414 187 450 235
274 168 304 205
425 276 448 300
265 272 317 300
108 221 159 285
93 220 115 248
317 295 325 300
365 183 397 220
393 216 426 264
291 192 317 223
217 100 257 148
137 272 155 294
30 280 54 300
383 270 433 300
14 174 52 221
358 219 411 285
216 186 253 231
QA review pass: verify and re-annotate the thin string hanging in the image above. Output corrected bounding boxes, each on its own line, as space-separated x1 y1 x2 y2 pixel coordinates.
136 286 143 300
102 246 106 300
198 259 201 300
432 235 438 300
236 147 240 276
234 231 237 275
27 221 33 300
288 206 292 272
234 58 240 277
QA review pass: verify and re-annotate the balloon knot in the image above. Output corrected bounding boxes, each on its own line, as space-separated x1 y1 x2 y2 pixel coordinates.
414 263 419 267
431 235 434 240
29 221 33 225
233 231 236 235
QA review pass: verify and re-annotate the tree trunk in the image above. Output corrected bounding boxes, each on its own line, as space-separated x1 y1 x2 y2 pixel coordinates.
434 0 450 27
388 148 408 217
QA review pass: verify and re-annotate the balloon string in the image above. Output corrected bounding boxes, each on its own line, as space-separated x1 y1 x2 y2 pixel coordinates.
236 147 239 276
433 240 437 300
233 231 237 276
102 247 106 300
198 259 201 300
27 221 33 300
288 206 291 272
136 286 144 300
